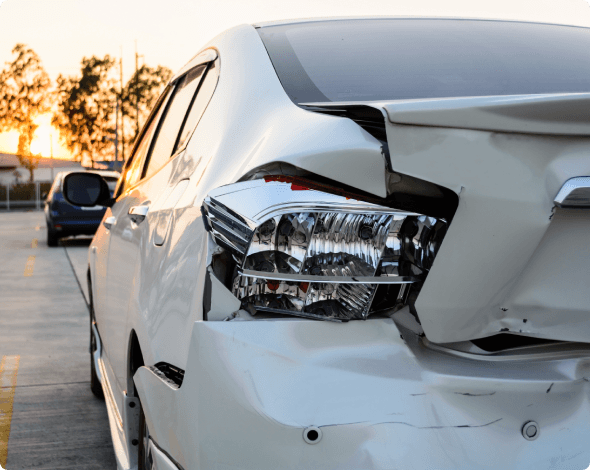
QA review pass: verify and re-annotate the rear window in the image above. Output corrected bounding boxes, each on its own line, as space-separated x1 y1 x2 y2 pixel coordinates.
104 177 119 193
257 19 590 103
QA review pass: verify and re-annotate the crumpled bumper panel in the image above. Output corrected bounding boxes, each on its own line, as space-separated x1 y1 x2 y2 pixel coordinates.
135 319 590 470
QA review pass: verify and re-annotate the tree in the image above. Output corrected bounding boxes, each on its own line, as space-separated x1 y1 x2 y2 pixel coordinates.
53 58 172 166
123 64 172 141
0 44 51 182
52 55 117 167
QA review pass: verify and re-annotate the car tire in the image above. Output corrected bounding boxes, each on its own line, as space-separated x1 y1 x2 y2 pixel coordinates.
138 402 155 470
47 227 58 247
88 276 104 399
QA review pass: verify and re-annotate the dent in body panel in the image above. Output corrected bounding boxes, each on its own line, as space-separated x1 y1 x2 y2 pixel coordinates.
183 25 389 201
384 121 590 343
501 209 590 340
134 319 590 470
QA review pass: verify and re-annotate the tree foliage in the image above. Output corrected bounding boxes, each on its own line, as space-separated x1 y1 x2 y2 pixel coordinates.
0 42 172 169
123 64 172 139
0 44 51 181
52 55 117 166
52 57 172 165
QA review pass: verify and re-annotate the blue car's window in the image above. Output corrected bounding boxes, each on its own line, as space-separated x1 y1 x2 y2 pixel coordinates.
104 177 118 195
257 19 590 103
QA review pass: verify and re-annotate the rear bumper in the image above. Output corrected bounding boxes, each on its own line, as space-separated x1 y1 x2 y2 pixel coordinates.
47 217 101 235
134 318 590 470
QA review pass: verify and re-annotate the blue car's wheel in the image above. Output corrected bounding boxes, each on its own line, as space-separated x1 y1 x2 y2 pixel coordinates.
47 226 58 247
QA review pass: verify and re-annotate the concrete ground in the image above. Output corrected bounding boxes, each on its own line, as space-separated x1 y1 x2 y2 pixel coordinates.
0 211 116 469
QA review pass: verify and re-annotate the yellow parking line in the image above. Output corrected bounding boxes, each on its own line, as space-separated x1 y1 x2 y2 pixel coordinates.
0 355 20 468
31 238 38 249
23 256 35 277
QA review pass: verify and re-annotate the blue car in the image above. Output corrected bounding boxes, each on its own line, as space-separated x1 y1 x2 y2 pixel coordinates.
44 170 120 246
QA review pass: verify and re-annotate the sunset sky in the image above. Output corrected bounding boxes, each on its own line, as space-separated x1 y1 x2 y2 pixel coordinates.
1 0 590 159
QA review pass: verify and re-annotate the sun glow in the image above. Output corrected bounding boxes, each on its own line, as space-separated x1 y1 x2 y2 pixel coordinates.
30 114 57 158
0 116 72 160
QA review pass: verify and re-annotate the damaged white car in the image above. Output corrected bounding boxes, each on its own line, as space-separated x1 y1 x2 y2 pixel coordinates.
63 17 590 470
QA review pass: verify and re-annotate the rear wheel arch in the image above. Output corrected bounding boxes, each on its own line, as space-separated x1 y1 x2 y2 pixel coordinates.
87 268 95 319
127 330 145 397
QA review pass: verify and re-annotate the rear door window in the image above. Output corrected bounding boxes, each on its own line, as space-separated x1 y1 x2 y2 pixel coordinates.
117 87 172 196
175 61 219 151
142 65 207 180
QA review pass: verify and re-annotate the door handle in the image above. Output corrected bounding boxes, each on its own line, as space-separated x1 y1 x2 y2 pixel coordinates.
103 216 116 230
128 205 150 224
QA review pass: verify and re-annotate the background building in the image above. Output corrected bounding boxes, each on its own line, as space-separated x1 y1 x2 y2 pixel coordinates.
0 153 83 186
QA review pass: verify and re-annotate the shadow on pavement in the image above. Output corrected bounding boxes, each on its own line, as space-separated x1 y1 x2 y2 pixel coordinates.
60 236 93 247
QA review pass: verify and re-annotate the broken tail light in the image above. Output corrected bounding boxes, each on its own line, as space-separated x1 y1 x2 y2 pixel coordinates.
202 176 447 321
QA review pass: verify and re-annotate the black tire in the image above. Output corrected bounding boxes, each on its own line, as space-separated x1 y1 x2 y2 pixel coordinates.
88 275 104 398
138 402 155 470
47 227 58 247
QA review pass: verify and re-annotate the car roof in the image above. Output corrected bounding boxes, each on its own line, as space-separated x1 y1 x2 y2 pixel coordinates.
55 169 121 179
87 170 121 178
253 16 590 31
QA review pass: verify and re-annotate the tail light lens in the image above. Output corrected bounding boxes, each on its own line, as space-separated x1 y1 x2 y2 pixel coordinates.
202 176 447 321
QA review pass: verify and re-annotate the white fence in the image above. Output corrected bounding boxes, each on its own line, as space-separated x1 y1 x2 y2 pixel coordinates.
0 182 47 211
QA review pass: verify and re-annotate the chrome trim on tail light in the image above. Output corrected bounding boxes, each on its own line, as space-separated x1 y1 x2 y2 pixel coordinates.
202 198 254 259
238 269 419 284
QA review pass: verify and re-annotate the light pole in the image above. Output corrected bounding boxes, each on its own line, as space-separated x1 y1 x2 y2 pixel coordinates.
135 40 144 137
50 132 54 181
114 99 119 162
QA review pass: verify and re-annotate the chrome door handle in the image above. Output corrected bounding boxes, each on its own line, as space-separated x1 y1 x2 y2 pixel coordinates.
103 216 116 230
128 205 149 224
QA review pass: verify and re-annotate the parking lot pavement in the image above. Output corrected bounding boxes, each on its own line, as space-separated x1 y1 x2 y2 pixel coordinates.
62 238 92 306
0 211 116 469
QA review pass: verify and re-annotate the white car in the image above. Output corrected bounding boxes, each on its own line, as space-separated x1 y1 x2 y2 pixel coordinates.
62 17 590 470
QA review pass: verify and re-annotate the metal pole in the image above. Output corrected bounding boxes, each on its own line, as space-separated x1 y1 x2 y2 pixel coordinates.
135 40 139 137
120 50 125 162
115 99 119 162
6 183 9 211
50 132 54 181
36 182 40 211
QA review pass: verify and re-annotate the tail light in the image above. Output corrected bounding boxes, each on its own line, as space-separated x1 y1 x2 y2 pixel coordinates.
202 176 447 321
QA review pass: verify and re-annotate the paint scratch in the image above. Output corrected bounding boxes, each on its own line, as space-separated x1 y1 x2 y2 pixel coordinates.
320 418 502 430
454 391 496 397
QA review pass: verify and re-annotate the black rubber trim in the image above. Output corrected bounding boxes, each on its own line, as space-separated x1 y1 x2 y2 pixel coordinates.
153 362 185 388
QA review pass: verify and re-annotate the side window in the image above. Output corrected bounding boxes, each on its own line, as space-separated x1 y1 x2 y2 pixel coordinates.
49 174 62 198
116 88 172 196
142 65 206 180
175 60 219 151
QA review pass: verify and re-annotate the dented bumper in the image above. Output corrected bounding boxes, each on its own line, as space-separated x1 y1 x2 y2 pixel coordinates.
135 319 590 470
